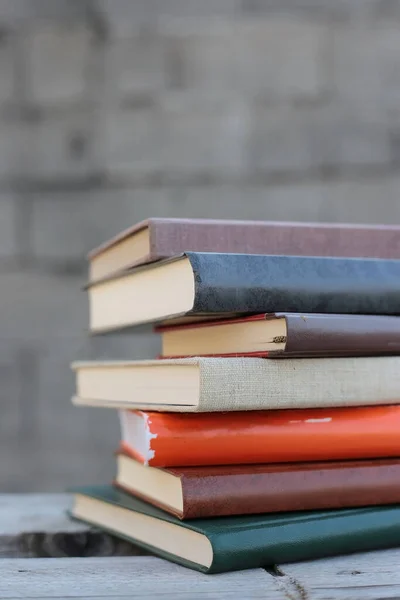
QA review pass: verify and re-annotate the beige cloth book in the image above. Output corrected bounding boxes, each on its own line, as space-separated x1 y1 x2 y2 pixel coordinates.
72 356 400 413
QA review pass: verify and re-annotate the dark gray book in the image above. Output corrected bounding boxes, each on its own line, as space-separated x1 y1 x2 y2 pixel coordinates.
88 252 400 332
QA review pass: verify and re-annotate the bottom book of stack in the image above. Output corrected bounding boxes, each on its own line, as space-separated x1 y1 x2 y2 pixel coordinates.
71 483 400 574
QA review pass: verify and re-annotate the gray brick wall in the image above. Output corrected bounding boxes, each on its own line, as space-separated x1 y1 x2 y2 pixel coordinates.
1 0 400 491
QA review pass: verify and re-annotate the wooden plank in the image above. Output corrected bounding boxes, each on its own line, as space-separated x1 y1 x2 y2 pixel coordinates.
278 548 400 599
0 556 278 599
0 494 146 558
3 493 400 599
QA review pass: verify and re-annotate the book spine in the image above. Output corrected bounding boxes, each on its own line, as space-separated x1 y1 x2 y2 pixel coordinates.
210 506 400 573
187 252 400 316
280 313 400 356
151 221 400 261
124 405 400 466
196 356 400 412
181 462 400 519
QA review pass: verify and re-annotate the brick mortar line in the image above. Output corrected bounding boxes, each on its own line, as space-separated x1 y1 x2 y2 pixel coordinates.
0 162 398 194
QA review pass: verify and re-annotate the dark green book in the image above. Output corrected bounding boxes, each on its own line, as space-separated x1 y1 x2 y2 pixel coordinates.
70 485 400 574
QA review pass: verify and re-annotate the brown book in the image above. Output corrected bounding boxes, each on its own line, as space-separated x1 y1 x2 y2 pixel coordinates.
158 312 400 358
115 453 400 519
88 217 400 282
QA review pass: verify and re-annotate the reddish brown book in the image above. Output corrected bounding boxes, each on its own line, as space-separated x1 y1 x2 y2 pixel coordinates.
115 452 400 519
88 217 400 282
157 312 400 358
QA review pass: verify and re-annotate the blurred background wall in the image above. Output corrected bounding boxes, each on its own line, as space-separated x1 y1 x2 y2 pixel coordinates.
2 0 400 490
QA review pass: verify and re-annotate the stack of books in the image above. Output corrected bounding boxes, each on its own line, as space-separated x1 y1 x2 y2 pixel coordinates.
70 217 400 574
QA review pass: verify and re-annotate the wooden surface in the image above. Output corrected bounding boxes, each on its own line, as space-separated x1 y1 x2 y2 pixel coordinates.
3 554 400 599
0 494 146 558
1 494 400 599
279 549 400 599
0 557 274 599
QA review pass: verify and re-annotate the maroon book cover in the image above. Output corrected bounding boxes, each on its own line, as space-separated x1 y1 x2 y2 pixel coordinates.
115 453 400 519
158 312 400 358
89 217 400 278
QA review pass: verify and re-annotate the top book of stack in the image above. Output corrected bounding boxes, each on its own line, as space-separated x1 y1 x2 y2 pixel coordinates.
88 218 400 283
86 218 400 332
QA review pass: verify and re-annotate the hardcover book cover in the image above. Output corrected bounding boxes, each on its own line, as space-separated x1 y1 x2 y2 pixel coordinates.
71 485 400 574
118 405 400 467
73 355 400 412
88 218 400 281
158 312 400 358
115 452 400 519
88 252 400 332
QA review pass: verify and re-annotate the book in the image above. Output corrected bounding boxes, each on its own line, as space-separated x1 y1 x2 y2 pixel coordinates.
115 452 400 519
158 312 400 358
118 405 400 467
87 217 400 282
71 485 400 573
72 356 400 413
88 252 400 332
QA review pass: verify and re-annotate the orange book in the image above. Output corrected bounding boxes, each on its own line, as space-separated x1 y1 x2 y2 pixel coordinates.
119 405 400 467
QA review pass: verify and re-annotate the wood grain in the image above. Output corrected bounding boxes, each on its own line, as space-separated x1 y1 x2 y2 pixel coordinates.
279 548 400 599
3 493 400 599
0 557 276 599
0 494 147 558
